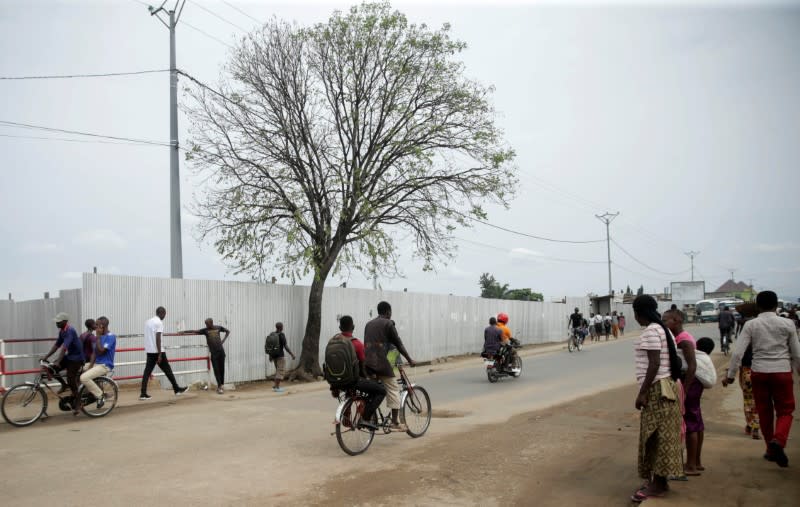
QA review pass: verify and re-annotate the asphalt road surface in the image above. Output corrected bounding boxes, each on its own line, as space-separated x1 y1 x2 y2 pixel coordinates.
0 324 717 506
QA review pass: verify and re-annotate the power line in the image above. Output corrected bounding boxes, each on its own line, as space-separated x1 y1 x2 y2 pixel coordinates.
189 0 249 33
0 69 170 81
222 0 261 25
0 119 172 147
454 236 606 264
611 238 689 276
0 132 160 147
449 210 605 245
182 20 236 49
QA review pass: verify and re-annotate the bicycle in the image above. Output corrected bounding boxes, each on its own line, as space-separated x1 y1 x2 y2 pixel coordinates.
567 328 583 353
1 360 119 427
333 362 431 456
720 331 732 356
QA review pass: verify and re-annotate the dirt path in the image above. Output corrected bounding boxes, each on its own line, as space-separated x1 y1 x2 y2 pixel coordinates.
302 361 800 506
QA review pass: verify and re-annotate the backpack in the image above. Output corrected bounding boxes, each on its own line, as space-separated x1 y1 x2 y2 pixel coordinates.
323 333 359 389
264 332 281 356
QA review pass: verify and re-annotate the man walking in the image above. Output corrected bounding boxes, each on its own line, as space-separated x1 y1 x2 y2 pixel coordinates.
364 301 416 431
140 307 187 400
724 291 800 467
182 318 230 394
265 322 295 392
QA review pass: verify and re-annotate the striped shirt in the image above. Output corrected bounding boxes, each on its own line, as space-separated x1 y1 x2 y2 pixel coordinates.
634 323 671 385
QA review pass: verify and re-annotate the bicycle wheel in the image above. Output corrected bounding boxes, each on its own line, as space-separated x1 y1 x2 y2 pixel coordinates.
576 338 582 352
2 384 47 427
568 337 575 353
401 386 431 438
80 377 118 418
335 398 375 456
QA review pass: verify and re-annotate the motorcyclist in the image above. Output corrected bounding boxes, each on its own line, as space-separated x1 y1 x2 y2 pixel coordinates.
496 313 515 369
483 317 502 358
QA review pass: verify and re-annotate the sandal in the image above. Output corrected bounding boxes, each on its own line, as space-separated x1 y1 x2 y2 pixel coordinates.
631 488 666 502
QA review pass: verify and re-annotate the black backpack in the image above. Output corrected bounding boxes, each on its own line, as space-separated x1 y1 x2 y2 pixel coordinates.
323 334 359 389
264 332 281 356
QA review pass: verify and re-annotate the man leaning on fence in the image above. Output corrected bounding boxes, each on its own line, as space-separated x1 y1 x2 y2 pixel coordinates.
140 307 187 400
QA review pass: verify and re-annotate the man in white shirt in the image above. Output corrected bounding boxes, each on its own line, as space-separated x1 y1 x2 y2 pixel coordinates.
140 306 187 400
724 291 800 468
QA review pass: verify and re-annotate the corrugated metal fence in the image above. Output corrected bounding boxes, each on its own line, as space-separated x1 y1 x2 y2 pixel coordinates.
1 274 635 387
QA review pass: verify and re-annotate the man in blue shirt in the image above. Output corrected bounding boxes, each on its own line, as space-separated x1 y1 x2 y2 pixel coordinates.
41 312 84 413
80 316 116 409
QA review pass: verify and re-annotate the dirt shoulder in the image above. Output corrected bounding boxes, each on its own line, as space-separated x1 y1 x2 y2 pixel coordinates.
302 359 800 506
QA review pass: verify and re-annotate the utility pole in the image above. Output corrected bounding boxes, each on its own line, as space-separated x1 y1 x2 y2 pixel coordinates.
595 212 619 296
146 1 186 278
684 251 700 281
728 268 737 282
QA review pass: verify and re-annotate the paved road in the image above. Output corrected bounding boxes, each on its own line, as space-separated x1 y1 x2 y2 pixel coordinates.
0 324 716 506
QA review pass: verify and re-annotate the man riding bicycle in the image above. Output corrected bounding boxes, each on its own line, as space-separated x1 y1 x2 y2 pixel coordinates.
719 305 736 352
364 301 416 432
568 308 585 345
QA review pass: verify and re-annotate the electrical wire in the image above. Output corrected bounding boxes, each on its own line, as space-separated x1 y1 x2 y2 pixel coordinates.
181 20 236 49
0 120 172 147
0 132 161 147
454 236 606 264
189 0 248 32
611 238 689 276
449 210 605 245
0 69 170 81
222 0 261 25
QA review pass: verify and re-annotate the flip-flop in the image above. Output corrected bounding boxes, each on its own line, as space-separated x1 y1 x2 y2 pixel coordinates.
696 466 706 471
669 475 689 481
631 489 666 502
684 470 701 476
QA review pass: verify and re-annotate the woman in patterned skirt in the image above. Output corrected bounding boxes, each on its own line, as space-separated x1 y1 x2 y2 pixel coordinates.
630 295 684 503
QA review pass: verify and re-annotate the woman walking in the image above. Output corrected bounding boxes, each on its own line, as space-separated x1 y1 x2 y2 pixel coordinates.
619 313 626 336
630 295 684 503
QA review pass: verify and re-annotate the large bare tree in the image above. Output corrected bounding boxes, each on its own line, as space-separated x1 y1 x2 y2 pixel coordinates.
185 1 516 379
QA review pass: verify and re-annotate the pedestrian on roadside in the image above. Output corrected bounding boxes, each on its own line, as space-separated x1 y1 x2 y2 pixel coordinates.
593 313 603 341
630 295 683 503
80 316 116 409
664 309 701 476
264 322 295 392
612 311 620 339
723 290 800 468
140 307 188 400
603 313 611 341
619 313 627 336
589 313 597 341
182 318 231 394
41 312 85 414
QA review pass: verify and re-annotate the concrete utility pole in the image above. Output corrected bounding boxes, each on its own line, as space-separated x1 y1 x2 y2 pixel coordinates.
728 268 737 282
684 251 700 281
595 212 619 296
145 1 186 278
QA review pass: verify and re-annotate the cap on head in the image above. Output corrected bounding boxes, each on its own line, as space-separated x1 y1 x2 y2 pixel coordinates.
53 312 70 323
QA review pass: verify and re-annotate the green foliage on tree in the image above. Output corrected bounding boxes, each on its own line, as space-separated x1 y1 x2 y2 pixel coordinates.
479 273 542 301
637 285 644 296
625 285 632 296
185 2 517 377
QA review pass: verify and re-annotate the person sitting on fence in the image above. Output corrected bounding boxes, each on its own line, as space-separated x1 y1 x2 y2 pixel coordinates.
80 316 116 409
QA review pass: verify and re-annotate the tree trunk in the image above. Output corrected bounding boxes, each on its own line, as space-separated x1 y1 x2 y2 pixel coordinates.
289 266 330 381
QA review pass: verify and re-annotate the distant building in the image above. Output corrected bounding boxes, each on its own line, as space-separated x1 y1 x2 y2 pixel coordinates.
706 280 755 301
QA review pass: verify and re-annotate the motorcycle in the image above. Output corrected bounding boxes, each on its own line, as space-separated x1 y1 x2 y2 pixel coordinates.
483 337 522 383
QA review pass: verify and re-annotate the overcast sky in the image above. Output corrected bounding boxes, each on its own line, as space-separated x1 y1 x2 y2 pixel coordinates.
1 0 798 302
